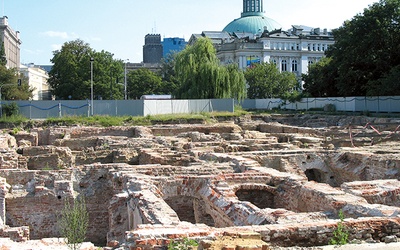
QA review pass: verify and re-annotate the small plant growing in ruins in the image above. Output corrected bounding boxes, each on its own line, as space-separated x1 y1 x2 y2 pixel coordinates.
9 127 21 135
329 209 349 245
168 237 198 250
59 195 89 250
43 163 52 171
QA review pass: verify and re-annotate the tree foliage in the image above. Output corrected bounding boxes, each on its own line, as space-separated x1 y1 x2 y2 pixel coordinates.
59 196 89 250
48 39 124 100
159 52 180 95
174 37 246 99
0 66 33 100
304 0 400 97
302 57 339 97
127 68 162 99
0 42 6 66
244 62 299 99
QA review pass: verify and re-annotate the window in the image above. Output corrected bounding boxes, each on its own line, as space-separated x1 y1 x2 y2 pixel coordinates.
308 44 311 51
292 60 298 72
281 60 287 71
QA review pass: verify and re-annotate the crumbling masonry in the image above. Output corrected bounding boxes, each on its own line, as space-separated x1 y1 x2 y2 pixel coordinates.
0 114 400 249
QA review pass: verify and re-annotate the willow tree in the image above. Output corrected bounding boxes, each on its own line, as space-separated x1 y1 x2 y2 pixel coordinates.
174 37 246 99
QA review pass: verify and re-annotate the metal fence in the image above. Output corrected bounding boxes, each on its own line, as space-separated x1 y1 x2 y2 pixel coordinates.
1 99 235 119
240 96 400 113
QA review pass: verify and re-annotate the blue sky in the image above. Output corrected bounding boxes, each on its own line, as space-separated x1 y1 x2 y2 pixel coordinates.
3 0 377 65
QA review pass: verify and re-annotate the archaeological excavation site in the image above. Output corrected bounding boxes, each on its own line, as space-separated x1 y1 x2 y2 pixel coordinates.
0 114 400 249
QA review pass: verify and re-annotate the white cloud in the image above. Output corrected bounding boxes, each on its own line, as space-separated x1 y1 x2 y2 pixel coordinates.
51 44 63 51
41 31 79 40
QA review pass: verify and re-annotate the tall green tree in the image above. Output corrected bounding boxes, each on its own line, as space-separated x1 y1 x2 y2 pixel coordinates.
302 57 339 97
159 52 179 95
304 0 400 97
127 68 162 99
48 39 124 100
174 37 246 99
244 62 298 99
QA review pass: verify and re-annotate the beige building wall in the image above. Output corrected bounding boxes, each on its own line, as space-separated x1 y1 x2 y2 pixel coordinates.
0 16 21 69
20 64 50 100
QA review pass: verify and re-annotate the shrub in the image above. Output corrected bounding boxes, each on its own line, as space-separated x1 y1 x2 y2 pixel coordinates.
2 102 19 116
168 237 198 250
59 196 89 250
329 209 349 245
323 103 336 112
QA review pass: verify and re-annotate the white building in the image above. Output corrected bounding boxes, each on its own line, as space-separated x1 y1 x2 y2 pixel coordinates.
19 64 51 100
190 0 334 78
0 16 21 69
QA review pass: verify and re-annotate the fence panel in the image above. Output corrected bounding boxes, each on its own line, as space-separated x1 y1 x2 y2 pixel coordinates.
172 100 189 114
241 96 400 113
211 99 234 112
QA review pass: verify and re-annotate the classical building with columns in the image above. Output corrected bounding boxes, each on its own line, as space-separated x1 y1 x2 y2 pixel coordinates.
189 0 334 78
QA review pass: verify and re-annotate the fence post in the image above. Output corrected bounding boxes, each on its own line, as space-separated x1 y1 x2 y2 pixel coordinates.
87 100 90 117
58 102 62 117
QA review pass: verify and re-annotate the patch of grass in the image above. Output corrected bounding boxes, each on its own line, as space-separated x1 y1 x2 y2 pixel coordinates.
0 108 248 128
0 114 28 125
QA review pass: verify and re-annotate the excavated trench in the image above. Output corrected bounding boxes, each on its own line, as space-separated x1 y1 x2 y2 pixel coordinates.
1 115 400 248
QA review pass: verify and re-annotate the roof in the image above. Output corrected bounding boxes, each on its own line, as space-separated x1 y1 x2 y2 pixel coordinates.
223 14 281 35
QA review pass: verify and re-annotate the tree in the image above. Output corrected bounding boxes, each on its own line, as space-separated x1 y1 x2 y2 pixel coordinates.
174 37 246 99
159 52 179 96
302 57 339 97
59 196 89 250
0 66 33 100
48 39 124 100
0 42 6 66
244 62 298 99
305 0 400 97
127 68 162 99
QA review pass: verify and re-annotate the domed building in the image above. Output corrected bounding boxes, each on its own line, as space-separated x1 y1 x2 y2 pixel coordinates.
189 0 335 84
223 0 281 34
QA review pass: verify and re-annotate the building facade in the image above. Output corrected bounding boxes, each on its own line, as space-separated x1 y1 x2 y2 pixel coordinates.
19 64 51 100
190 0 334 79
143 34 163 64
217 26 335 77
0 16 21 69
162 37 187 58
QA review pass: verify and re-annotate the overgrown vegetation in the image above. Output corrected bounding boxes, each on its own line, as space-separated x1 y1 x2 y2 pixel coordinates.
59 196 89 250
2 102 19 116
329 209 349 245
168 237 198 250
0 114 28 124
0 108 247 127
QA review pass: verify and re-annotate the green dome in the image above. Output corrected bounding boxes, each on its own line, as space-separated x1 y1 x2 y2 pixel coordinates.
223 13 282 34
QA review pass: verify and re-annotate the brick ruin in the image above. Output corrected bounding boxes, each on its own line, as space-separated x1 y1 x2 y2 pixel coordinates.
0 114 399 249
